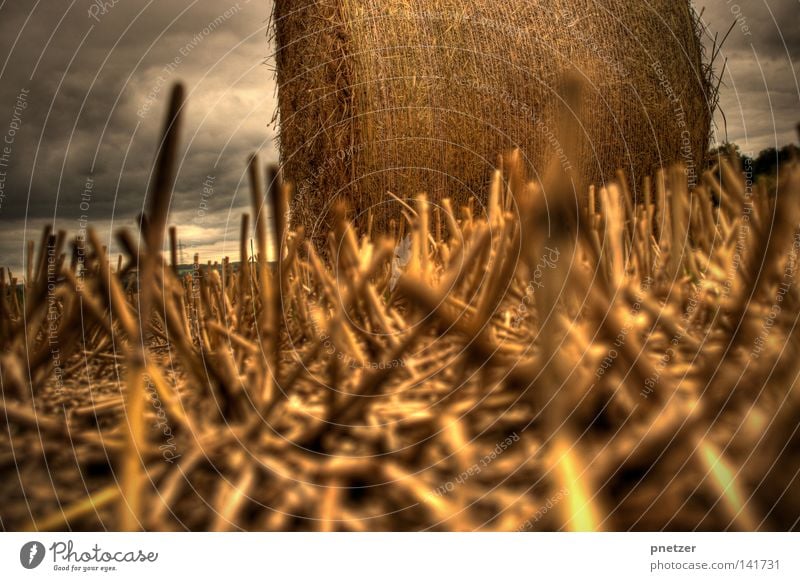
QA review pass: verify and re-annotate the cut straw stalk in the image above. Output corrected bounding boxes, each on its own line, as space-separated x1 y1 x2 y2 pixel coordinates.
119 83 185 531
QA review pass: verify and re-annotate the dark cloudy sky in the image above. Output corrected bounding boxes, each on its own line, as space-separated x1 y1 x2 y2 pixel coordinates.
0 0 797 273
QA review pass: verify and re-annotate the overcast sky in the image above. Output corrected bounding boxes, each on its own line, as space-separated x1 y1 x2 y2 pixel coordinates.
0 0 797 273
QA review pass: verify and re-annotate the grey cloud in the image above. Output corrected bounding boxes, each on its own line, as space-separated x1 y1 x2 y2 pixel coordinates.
697 0 799 150
0 0 275 273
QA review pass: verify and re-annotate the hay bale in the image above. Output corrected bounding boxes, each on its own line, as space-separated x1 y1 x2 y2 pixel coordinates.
273 0 712 241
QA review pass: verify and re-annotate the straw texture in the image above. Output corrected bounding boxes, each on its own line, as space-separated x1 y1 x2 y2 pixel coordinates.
273 0 712 241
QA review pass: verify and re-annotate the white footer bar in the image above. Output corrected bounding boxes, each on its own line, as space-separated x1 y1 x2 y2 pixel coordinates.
1 533 797 579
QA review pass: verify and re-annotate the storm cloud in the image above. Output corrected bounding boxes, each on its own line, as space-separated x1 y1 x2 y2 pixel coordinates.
698 0 800 154
0 0 276 272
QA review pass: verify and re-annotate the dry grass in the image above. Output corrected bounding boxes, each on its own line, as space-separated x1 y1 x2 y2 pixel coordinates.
1 85 799 531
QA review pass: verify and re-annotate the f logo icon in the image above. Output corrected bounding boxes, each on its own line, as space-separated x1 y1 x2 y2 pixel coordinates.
20 541 46 569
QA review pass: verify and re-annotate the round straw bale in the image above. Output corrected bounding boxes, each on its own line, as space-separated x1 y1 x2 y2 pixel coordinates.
273 1 712 242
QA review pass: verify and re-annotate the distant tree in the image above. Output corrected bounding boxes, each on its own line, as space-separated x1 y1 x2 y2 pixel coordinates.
707 142 799 179
707 142 754 170
752 145 800 178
